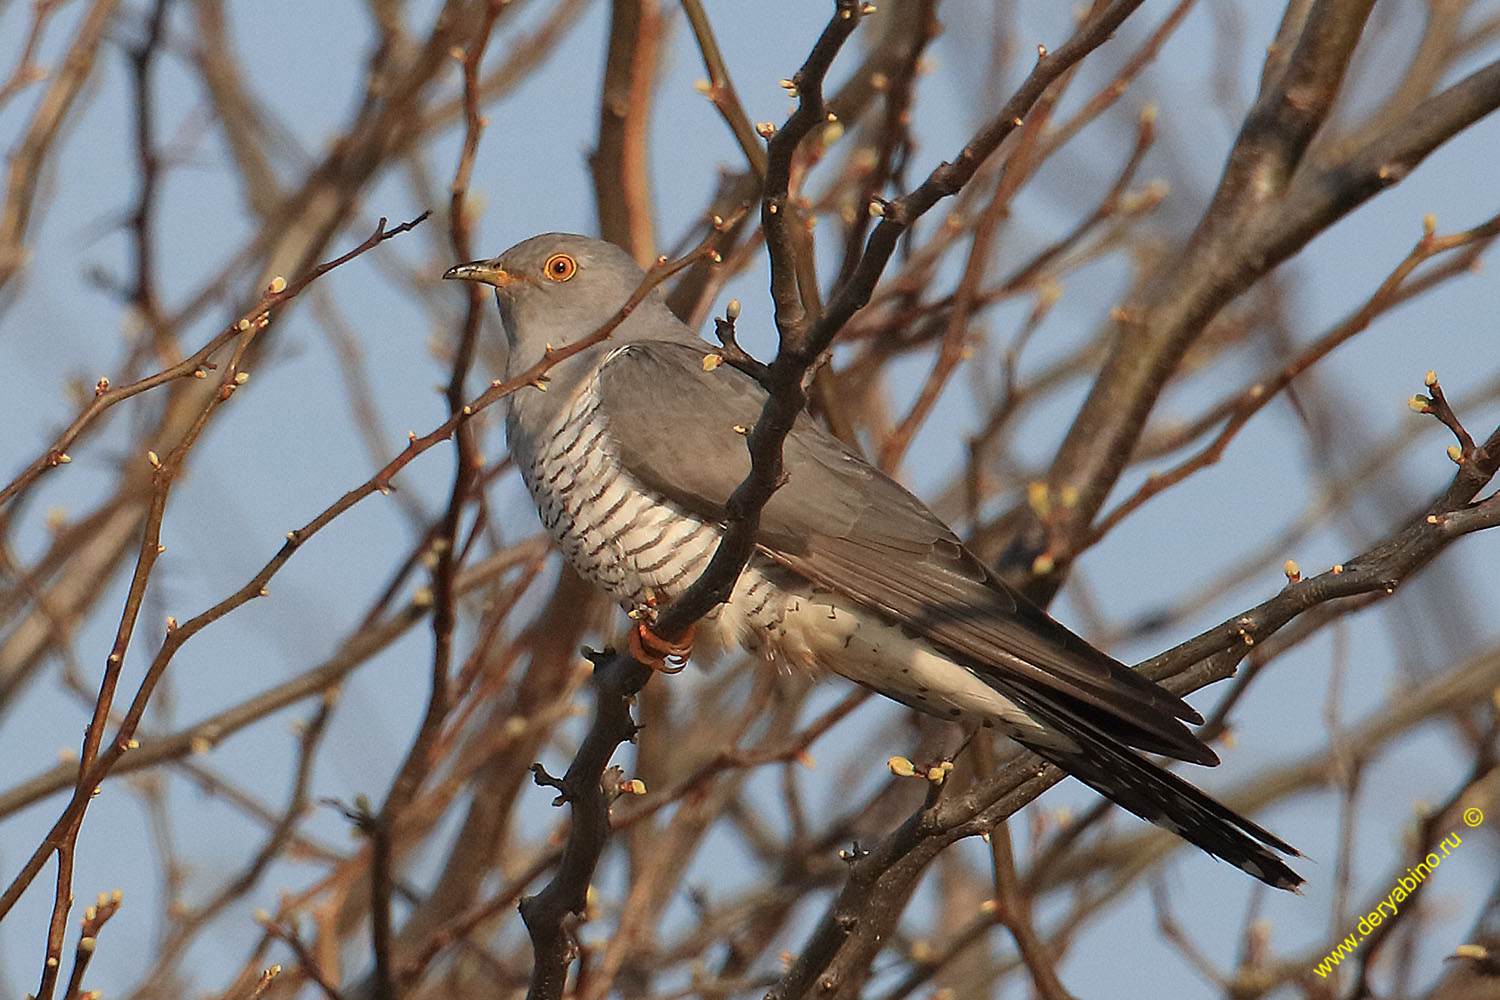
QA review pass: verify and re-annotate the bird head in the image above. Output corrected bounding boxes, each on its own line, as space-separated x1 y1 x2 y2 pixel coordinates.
444 233 688 382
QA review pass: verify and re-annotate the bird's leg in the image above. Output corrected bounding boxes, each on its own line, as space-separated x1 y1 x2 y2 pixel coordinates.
627 595 694 673
628 622 694 673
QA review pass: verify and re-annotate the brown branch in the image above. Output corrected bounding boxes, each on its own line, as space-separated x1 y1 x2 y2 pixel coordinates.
258 915 346 1000
0 213 430 511
1146 416 1500 698
986 817 1075 1000
31 206 428 998
0 538 545 824
1088 210 1500 546
369 8 505 992
517 651 653 1000
1029 0 1195 163
592 0 661 263
0 214 430 926
759 0 866 355
59 888 121 1000
815 0 1148 374
1040 639 1500 891
189 0 284 215
1235 0 1377 198
650 0 876 646
133 697 336 996
653 0 1141 650
0 0 67 114
544 8 1155 998
1149 879 1231 990
505 11 928 967
1349 753 1498 996
4 220 704 956
681 0 767 181
995 103 1158 295
1033 20 1500 600
125 0 171 357
770 402 1500 998
877 71 1056 472
831 0 937 293
0 0 117 289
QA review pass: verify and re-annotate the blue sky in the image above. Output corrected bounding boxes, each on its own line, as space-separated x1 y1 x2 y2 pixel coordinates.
1 1 1498 996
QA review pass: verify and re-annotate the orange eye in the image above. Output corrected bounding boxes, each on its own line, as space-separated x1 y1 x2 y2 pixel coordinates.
543 253 577 282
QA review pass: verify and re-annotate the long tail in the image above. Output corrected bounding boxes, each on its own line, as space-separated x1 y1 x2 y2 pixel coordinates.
1015 713 1303 891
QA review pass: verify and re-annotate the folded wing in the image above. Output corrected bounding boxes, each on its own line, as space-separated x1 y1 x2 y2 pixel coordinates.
594 340 1213 765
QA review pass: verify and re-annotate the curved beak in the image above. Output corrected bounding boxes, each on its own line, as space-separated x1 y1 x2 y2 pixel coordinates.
443 260 515 287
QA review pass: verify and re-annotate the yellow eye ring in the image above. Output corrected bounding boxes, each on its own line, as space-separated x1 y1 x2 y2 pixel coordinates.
543 253 578 282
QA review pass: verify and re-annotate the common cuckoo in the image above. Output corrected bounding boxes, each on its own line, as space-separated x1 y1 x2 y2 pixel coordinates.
445 233 1302 890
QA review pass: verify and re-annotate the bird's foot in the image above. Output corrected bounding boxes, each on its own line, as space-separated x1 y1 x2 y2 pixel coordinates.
629 621 694 674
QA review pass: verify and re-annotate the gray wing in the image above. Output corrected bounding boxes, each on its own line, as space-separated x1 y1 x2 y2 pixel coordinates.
594 340 1215 765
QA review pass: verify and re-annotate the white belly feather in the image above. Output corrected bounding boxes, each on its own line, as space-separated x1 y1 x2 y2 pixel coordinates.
701 575 1061 746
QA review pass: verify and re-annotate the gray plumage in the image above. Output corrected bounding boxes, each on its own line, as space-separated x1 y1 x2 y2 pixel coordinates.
444 233 1302 890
